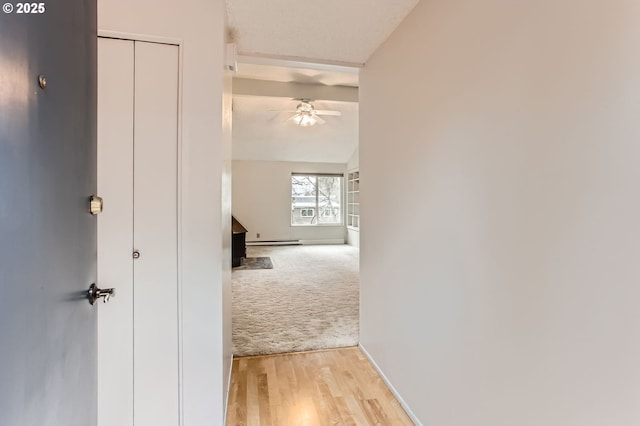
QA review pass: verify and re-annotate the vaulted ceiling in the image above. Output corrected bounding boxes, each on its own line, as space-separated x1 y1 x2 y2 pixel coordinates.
226 0 419 163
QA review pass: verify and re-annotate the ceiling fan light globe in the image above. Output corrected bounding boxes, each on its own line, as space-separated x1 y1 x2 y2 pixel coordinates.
294 112 317 126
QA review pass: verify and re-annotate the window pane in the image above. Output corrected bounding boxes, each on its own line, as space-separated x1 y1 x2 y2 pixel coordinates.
291 176 317 225
317 176 341 224
291 174 343 226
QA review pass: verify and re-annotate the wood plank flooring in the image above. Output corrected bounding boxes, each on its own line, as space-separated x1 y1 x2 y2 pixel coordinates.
226 346 414 426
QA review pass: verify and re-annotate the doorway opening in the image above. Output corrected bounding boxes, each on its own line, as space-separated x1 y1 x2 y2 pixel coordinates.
230 58 360 356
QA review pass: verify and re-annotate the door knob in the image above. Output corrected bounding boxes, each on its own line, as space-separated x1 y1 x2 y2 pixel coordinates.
88 283 116 305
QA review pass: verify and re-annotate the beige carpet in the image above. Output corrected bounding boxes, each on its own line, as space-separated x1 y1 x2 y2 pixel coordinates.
232 244 359 356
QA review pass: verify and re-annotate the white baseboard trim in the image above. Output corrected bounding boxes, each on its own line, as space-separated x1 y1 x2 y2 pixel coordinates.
299 238 345 245
247 239 345 246
223 353 234 425
359 344 423 426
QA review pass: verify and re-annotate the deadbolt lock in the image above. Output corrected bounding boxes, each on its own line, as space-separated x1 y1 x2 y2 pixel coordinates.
89 195 103 215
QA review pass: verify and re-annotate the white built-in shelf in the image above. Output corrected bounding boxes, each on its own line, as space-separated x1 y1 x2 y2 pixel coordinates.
347 170 360 230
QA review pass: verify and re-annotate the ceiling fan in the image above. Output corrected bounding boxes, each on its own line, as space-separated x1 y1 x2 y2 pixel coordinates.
284 98 341 126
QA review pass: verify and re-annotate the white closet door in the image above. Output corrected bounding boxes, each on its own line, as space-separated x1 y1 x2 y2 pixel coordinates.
97 37 180 426
97 37 135 426
133 41 180 426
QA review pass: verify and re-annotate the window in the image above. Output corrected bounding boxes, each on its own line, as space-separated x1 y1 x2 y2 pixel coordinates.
291 174 343 226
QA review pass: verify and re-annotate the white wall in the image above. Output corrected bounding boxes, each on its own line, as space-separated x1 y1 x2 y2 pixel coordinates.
221 44 233 421
360 1 640 425
98 1 231 425
233 160 346 243
346 147 359 171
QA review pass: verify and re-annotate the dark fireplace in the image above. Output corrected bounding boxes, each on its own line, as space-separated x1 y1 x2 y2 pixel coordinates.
232 216 248 267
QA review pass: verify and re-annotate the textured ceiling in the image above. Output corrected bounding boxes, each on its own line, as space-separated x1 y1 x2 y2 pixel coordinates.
228 0 418 164
226 0 420 64
236 63 358 87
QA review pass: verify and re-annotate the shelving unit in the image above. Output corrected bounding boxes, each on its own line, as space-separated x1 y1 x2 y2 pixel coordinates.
347 170 359 230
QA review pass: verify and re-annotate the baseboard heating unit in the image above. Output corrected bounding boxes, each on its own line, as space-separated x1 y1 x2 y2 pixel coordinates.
246 240 301 246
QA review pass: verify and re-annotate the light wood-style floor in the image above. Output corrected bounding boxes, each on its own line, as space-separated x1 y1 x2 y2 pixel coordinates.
226 347 414 426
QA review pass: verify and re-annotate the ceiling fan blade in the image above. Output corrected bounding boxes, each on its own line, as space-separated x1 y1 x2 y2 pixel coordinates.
284 114 298 123
315 116 327 125
314 110 342 116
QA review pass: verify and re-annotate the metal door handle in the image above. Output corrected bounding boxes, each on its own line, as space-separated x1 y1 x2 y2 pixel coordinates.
88 283 116 305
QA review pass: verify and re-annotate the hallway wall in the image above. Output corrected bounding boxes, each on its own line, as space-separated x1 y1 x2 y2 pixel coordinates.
98 0 231 424
359 1 640 424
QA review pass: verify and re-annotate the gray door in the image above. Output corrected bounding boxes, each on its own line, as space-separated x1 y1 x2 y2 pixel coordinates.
0 0 98 425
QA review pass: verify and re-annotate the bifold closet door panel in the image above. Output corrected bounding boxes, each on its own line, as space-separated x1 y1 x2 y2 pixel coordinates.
97 37 135 426
133 41 180 426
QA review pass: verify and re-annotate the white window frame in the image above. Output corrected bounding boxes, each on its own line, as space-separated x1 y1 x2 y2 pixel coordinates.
291 173 344 227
